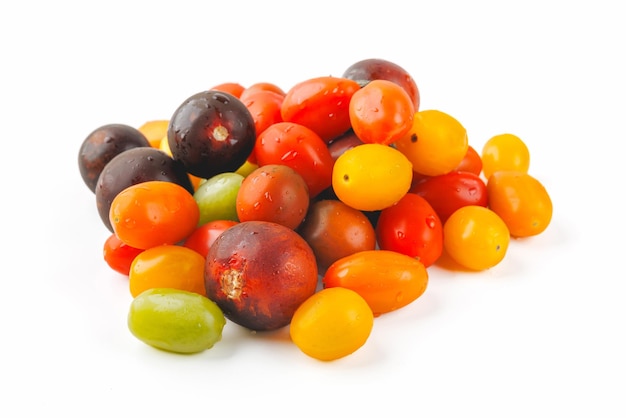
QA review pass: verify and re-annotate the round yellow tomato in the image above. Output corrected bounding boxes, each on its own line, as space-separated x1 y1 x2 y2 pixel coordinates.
289 287 374 361
481 133 530 179
443 205 510 271
332 143 412 211
394 109 468 176
487 171 552 238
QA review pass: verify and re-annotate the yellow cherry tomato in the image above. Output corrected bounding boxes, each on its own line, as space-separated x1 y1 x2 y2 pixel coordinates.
289 287 374 361
332 143 413 211
487 171 552 238
395 109 468 176
443 205 510 271
481 133 530 179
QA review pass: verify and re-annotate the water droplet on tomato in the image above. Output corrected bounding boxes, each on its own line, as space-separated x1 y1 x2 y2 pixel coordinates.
396 231 405 239
281 150 298 161
425 216 437 228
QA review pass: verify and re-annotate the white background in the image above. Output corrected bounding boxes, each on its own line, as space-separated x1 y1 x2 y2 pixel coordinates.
1 1 624 416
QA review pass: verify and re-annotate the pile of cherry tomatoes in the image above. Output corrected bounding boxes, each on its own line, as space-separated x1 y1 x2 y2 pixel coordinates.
78 58 553 361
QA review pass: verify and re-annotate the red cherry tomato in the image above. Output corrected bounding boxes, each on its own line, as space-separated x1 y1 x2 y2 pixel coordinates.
240 90 284 138
375 193 443 267
183 220 239 259
410 170 488 224
103 233 144 276
281 76 361 143
254 122 334 197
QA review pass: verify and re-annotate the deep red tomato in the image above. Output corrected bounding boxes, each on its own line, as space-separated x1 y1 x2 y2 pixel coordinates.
103 233 144 276
375 193 443 267
254 121 334 197
183 220 239 259
410 170 488 224
281 76 361 143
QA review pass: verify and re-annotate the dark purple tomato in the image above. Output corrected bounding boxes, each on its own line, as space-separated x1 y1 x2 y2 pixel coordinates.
167 90 256 179
95 147 194 232
342 58 420 110
78 124 150 193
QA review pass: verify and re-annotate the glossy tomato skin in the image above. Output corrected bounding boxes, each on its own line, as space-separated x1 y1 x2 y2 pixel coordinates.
95 147 194 232
342 58 420 110
78 123 150 193
205 221 318 331
109 180 200 250
323 250 428 316
254 122 334 198
297 199 377 272
129 245 207 298
240 90 284 138
487 171 552 238
376 193 443 267
236 164 310 230
103 233 144 276
183 220 238 259
168 90 256 179
410 171 488 224
454 145 483 176
348 79 415 146
281 76 361 143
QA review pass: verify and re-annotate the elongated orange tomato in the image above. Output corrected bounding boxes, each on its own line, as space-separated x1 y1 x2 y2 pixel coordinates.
109 180 199 249
322 250 428 316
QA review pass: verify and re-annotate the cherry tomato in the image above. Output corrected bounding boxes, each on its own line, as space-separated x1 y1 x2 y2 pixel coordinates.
395 109 468 176
137 119 169 149
332 143 413 211
323 250 429 316
240 90 284 137
103 233 144 276
236 164 310 230
375 193 443 267
482 133 530 179
183 220 238 259
289 287 374 361
297 199 377 272
254 121 334 198
454 144 483 176
342 58 420 110
348 79 415 145
109 180 200 250
129 245 207 297
209 82 245 98
487 171 552 238
443 205 510 271
240 82 286 101
327 130 364 161
410 170 488 224
281 76 361 143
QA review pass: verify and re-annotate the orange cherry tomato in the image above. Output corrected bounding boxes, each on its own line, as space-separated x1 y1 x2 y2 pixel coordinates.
348 79 415 145
281 76 361 143
129 245 207 297
109 180 199 249
209 82 245 98
487 171 553 238
323 250 429 316
454 144 483 176
240 82 286 101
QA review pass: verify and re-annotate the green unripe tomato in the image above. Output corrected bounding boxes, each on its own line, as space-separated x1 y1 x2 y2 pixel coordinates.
128 288 226 354
193 172 244 226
